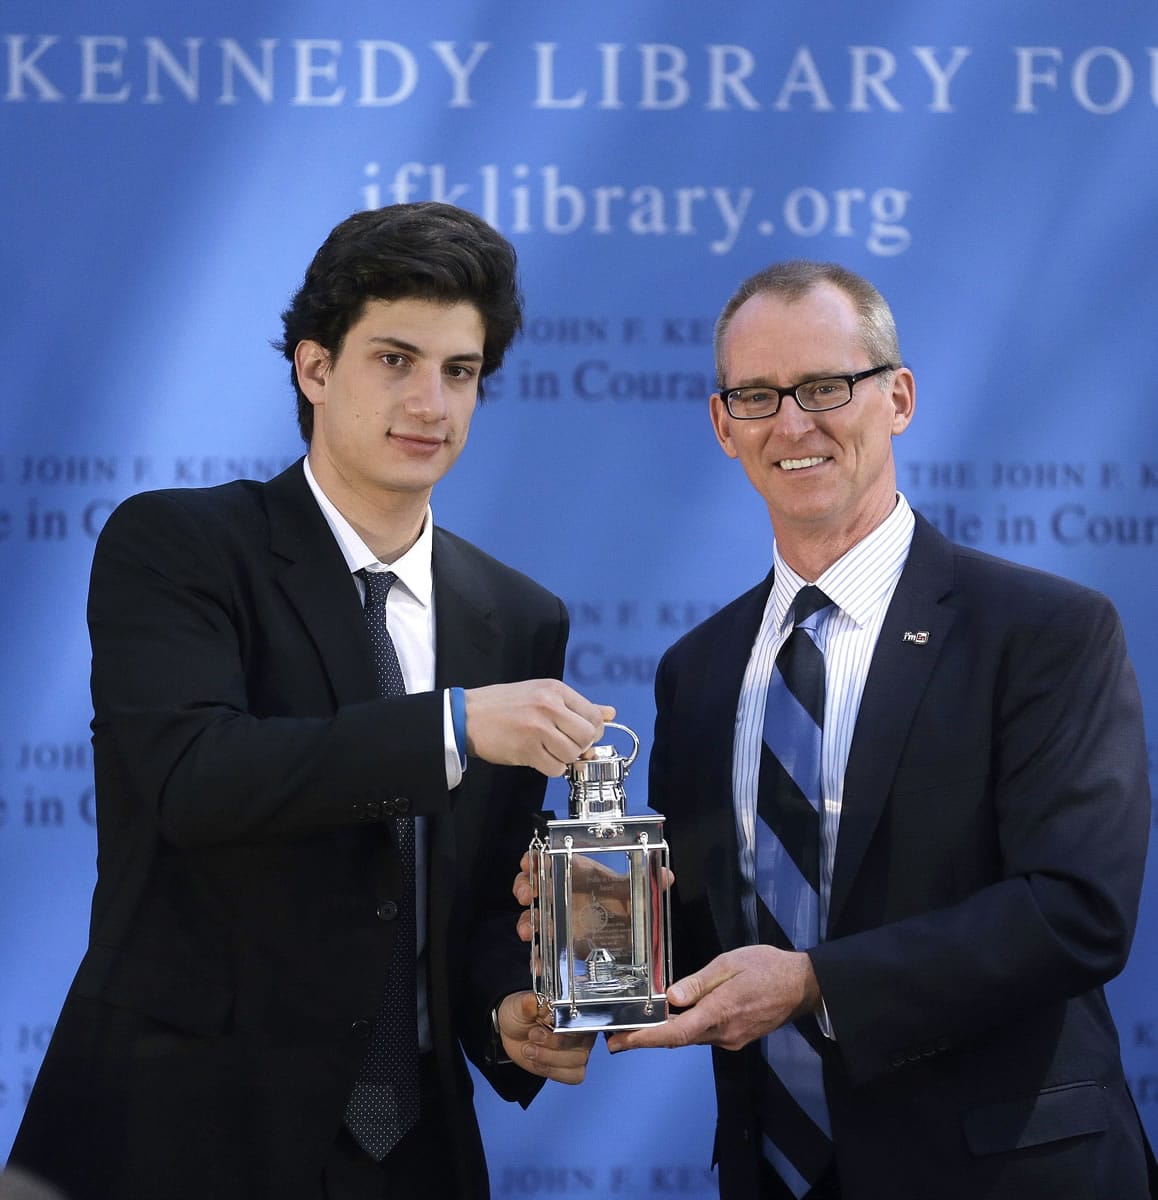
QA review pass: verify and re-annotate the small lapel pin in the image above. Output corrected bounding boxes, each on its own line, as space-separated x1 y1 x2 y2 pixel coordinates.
902 630 930 645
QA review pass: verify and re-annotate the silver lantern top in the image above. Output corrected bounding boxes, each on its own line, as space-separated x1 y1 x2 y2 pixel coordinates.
564 721 639 821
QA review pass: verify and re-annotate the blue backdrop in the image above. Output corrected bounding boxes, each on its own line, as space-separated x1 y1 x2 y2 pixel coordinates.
2 3 1156 1194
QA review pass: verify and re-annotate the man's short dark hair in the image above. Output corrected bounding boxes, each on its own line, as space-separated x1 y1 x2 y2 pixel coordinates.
277 201 523 442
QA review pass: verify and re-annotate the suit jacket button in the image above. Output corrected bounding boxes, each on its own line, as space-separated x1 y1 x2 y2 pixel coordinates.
350 1020 371 1040
365 799 382 819
352 802 365 820
394 796 410 815
890 1053 906 1069
377 901 398 921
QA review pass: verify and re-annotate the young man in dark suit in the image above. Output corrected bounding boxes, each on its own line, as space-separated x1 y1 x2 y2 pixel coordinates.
603 262 1155 1198
11 202 611 1200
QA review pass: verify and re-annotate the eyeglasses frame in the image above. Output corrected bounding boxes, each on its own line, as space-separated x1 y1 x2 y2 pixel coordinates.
719 363 900 420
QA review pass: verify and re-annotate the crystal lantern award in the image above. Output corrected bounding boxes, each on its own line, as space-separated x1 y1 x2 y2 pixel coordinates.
528 722 672 1031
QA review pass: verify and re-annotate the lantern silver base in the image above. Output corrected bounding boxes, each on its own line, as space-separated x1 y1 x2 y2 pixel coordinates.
539 995 670 1033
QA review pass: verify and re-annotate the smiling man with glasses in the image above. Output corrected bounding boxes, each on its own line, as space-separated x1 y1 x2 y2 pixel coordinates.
606 260 1155 1200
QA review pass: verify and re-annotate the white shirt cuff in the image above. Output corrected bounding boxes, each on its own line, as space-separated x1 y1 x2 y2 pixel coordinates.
816 995 836 1041
443 689 464 789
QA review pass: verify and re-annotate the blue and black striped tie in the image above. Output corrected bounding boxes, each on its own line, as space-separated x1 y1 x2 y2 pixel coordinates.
754 584 834 1198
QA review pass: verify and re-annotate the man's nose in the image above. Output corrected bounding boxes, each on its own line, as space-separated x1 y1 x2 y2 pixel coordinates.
773 394 818 435
405 370 449 419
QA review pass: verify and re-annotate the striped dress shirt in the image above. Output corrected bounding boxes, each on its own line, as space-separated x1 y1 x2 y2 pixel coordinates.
734 494 916 964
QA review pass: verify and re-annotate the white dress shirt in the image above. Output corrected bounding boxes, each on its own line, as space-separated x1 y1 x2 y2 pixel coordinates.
302 458 462 788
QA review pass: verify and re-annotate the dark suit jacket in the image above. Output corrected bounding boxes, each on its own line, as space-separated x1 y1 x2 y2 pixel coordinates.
11 462 562 1200
653 513 1155 1200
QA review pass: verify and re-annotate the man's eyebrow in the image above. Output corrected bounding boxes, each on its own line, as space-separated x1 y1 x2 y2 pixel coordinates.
366 335 485 362
725 370 848 389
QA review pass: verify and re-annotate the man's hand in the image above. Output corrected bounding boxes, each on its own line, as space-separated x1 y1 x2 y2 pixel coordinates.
497 991 596 1084
514 852 535 941
604 946 821 1053
465 681 614 777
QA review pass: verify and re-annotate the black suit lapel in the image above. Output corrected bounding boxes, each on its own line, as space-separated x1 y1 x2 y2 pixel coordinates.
427 528 505 946
700 576 774 953
263 461 378 707
430 529 502 691
828 515 958 932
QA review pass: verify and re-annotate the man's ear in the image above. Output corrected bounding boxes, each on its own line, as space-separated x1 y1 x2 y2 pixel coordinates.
710 393 739 459
890 367 916 435
294 340 331 404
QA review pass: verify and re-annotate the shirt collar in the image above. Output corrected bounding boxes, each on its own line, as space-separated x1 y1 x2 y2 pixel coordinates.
302 457 434 607
771 493 915 631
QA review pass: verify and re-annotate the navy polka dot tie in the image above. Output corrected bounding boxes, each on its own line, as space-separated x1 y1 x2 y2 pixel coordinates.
344 568 420 1160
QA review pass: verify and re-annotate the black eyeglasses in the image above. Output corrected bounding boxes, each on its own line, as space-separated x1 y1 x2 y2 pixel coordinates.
720 363 898 420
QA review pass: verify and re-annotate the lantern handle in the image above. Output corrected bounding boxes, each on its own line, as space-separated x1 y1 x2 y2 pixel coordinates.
599 721 639 769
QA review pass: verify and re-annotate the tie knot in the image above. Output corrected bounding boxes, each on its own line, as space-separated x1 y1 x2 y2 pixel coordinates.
359 568 398 610
791 584 832 627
